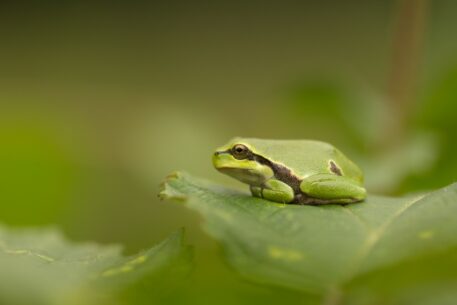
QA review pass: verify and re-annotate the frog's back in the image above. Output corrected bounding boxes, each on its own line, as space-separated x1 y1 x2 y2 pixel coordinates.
236 138 363 183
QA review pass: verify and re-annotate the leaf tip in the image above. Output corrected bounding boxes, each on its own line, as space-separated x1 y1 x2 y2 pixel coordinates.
158 171 189 202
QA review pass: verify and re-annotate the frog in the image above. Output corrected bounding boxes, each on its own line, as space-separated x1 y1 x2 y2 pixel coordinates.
212 138 366 205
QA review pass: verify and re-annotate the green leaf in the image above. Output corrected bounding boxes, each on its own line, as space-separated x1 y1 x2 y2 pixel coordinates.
160 172 457 305
0 225 192 305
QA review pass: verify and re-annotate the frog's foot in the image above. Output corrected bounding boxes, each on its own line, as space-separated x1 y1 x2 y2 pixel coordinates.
298 174 366 205
250 185 263 198
250 179 295 204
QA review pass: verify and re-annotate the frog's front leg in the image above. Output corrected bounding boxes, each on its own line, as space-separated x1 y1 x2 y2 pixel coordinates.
250 179 295 203
299 174 366 204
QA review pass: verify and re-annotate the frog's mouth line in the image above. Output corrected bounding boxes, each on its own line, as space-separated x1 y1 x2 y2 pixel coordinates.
216 167 255 174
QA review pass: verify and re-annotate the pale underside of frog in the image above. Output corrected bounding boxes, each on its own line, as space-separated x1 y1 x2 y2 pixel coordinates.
212 138 366 205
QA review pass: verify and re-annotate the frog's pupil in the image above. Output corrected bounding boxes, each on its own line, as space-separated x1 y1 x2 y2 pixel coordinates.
234 145 246 154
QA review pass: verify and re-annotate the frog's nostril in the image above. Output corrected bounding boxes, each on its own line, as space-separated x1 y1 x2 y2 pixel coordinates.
214 152 220 156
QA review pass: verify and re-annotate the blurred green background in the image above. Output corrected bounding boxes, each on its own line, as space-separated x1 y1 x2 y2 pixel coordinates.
1 0 457 304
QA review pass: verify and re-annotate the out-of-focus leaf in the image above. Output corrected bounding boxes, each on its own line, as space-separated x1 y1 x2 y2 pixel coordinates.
411 64 457 190
160 172 457 305
362 132 439 193
283 79 386 149
0 226 192 305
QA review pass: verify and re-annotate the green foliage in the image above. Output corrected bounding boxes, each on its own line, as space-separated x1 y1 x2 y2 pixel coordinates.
0 226 192 305
410 63 457 190
161 172 457 305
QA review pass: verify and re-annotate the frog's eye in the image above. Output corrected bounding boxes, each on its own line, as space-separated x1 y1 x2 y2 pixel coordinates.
231 144 250 160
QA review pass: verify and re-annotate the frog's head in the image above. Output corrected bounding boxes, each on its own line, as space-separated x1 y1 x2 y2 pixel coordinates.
212 138 274 185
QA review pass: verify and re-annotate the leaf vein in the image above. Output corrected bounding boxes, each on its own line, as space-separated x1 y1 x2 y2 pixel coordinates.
345 194 425 281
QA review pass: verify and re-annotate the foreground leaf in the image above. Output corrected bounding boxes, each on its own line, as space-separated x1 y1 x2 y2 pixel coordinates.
0 226 192 305
160 172 457 305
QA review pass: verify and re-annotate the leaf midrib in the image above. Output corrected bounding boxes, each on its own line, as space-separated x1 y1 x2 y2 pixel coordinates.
342 194 425 283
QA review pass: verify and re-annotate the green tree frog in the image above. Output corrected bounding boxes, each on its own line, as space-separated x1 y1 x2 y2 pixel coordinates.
213 138 366 204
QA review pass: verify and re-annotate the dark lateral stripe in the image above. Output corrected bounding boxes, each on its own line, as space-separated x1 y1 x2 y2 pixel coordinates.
252 153 302 193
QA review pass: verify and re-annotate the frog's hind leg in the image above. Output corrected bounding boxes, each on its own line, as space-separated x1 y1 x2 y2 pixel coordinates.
299 174 366 205
250 179 295 204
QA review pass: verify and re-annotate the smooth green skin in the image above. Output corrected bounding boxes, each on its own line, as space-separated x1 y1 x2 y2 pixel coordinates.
213 138 366 204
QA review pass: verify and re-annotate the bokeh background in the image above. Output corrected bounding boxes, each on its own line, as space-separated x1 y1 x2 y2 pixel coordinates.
1 0 457 304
